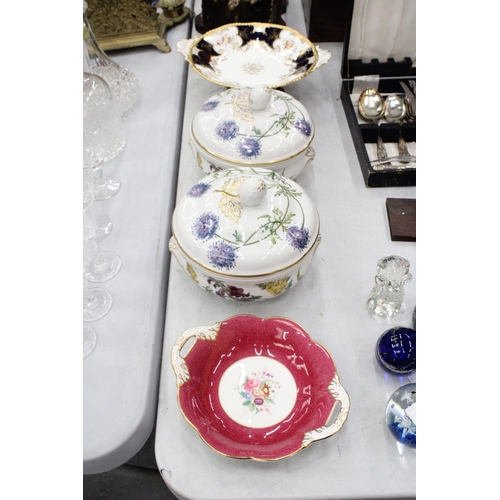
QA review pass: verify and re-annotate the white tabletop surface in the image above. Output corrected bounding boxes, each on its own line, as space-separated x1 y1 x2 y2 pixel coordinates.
83 17 193 474
155 2 416 499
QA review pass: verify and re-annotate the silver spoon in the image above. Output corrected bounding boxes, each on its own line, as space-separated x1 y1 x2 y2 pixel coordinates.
358 88 388 162
384 93 410 159
400 81 416 122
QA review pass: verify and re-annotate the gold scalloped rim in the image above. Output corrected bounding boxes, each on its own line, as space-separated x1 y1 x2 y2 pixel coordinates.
172 314 350 461
184 22 321 88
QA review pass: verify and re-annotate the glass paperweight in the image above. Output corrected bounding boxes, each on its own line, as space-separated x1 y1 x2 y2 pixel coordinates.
83 324 98 358
385 383 416 448
376 327 416 374
83 1 140 117
367 255 412 317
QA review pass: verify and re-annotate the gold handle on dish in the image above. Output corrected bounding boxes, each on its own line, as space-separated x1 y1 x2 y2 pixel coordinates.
171 323 221 387
301 374 350 447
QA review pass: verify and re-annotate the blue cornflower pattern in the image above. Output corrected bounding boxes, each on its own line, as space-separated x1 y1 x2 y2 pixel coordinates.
215 120 239 141
286 225 310 251
294 119 312 137
236 137 262 159
187 182 210 198
201 100 219 112
192 212 219 240
207 241 238 270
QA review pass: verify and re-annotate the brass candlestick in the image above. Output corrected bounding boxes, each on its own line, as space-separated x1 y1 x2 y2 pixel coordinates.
156 0 191 46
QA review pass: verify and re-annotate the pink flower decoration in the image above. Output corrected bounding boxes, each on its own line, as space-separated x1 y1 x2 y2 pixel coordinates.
244 378 259 391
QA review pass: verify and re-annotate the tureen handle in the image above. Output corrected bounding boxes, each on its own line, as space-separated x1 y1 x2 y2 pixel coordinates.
171 323 221 387
301 374 350 447
176 38 194 60
314 47 332 70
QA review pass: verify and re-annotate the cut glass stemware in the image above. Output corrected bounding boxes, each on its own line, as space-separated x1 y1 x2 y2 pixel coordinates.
83 324 98 358
83 72 125 200
84 251 122 283
83 0 140 118
83 285 113 322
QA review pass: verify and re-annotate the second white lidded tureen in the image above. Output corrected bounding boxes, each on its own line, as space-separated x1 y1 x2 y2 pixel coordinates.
189 86 315 179
169 166 321 301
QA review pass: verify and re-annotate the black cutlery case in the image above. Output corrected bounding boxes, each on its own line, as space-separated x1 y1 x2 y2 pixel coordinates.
340 0 416 187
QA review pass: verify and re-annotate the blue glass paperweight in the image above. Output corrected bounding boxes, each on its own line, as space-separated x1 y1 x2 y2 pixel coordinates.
385 383 416 448
376 326 416 374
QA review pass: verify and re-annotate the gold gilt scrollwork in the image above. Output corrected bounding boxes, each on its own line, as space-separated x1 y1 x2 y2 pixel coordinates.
86 0 190 53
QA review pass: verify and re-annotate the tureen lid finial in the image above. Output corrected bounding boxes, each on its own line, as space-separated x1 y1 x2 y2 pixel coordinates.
249 85 272 111
238 177 267 206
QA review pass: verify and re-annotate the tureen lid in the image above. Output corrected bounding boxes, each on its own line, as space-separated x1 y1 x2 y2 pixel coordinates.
191 86 314 165
172 167 320 276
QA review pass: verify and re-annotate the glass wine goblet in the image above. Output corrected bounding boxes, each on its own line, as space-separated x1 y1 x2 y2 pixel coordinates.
83 72 125 201
83 280 113 323
83 166 123 283
83 164 112 241
83 172 114 323
82 227 114 322
83 324 98 358
83 0 141 118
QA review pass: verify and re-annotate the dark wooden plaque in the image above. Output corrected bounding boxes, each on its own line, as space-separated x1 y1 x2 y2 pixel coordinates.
386 198 416 242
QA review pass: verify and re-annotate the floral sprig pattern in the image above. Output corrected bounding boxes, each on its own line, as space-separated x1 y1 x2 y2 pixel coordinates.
191 267 306 301
238 370 280 415
192 212 219 241
257 276 292 296
187 167 313 273
187 182 211 198
215 120 239 141
202 90 312 161
204 277 262 300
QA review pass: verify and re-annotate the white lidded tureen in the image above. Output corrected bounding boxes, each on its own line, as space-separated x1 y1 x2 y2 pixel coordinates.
189 85 315 179
169 166 321 301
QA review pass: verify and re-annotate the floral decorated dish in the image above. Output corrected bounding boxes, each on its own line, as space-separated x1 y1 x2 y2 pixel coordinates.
189 85 315 179
171 315 350 460
177 23 331 89
169 166 321 301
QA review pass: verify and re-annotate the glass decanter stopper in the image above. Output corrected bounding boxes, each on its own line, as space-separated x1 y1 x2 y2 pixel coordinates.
83 1 140 117
367 255 412 317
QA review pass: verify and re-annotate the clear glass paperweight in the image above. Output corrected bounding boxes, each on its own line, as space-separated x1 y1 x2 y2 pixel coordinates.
376 327 416 374
385 383 416 448
367 255 412 317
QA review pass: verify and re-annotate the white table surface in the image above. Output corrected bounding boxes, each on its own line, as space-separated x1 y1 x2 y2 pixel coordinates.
83 17 193 474
155 2 416 499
